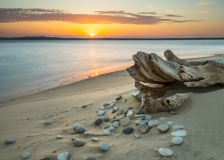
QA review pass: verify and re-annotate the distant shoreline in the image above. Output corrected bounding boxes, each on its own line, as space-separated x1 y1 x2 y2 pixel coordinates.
1 37 224 40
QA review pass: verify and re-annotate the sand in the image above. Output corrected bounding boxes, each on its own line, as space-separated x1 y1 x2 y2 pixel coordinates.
0 56 224 160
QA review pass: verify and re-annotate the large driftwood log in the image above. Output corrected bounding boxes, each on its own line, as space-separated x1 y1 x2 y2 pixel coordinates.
127 50 224 114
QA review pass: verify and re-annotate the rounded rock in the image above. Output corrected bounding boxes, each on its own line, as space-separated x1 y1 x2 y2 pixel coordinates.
138 122 149 133
157 124 169 132
135 133 140 138
74 124 82 130
76 126 86 134
103 103 109 107
5 138 15 144
127 110 134 117
173 125 184 129
135 119 143 125
144 114 152 120
171 130 187 137
104 130 110 135
123 127 134 134
92 138 98 141
98 116 105 120
45 120 52 125
98 110 105 116
159 117 166 121
95 118 103 125
148 120 157 128
57 152 69 160
22 152 30 159
120 117 130 127
107 126 115 131
100 142 110 151
159 148 173 157
113 121 120 128
56 135 63 139
74 139 86 147
171 137 183 145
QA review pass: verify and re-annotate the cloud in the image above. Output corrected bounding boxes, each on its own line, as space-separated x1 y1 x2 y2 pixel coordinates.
0 8 201 25
180 10 211 14
138 12 157 15
164 14 183 17
197 1 213 6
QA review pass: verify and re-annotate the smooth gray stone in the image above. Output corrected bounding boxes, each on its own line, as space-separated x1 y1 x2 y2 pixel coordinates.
98 110 105 116
74 139 86 147
120 117 130 127
5 138 15 144
173 125 184 129
148 120 157 128
116 110 123 116
144 114 152 120
171 130 187 137
107 126 115 131
113 121 119 128
135 119 143 125
104 118 109 122
115 95 122 101
76 126 86 134
45 120 52 125
127 110 134 117
74 124 82 130
98 116 105 120
56 135 63 139
138 122 149 133
135 133 140 138
57 152 69 160
104 130 110 135
159 148 173 157
95 118 103 125
157 124 170 132
111 109 117 114
100 142 110 151
159 117 166 121
92 138 98 141
171 137 183 145
40 158 51 160
170 111 176 115
103 103 109 107
22 152 30 159
123 127 134 134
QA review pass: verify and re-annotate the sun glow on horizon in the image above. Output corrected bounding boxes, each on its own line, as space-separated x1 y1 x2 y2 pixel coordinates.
89 33 96 37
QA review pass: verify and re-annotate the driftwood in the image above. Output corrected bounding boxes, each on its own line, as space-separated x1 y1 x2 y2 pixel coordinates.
127 50 224 114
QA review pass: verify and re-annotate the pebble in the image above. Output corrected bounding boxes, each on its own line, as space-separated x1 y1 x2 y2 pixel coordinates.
95 118 103 125
170 111 176 115
159 117 166 121
173 125 184 129
144 114 152 120
167 121 173 125
100 107 105 110
148 120 158 128
107 126 115 131
109 118 114 122
100 142 110 151
171 130 187 137
135 119 143 125
135 133 140 138
122 109 128 114
74 124 82 130
138 122 149 133
115 96 122 101
56 135 63 139
104 130 110 135
57 152 69 160
45 120 52 125
76 126 86 134
74 139 86 147
22 152 30 159
40 158 51 160
104 118 109 122
113 121 120 128
122 99 126 103
134 115 145 119
127 110 134 117
116 110 123 116
104 125 110 129
171 137 183 145
157 124 170 132
103 103 109 107
98 116 105 120
92 138 98 141
159 148 173 157
98 110 105 116
120 117 130 127
107 102 116 108
123 127 134 134
5 138 15 144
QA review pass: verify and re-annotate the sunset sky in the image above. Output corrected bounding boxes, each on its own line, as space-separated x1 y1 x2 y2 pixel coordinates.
0 0 224 38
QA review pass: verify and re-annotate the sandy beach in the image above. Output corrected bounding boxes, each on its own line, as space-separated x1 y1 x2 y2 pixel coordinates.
1 55 224 160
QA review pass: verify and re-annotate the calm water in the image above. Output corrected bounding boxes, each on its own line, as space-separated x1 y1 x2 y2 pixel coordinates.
1 40 224 102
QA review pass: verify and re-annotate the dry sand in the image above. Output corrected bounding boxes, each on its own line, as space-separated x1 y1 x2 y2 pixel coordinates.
0 56 224 160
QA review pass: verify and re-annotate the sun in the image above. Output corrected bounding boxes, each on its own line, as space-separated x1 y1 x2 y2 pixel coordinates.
89 33 96 37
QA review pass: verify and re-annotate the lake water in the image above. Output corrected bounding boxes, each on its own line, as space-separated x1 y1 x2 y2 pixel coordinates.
1 40 224 102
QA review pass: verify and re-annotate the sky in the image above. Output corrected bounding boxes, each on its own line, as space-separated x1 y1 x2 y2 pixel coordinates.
0 0 224 38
